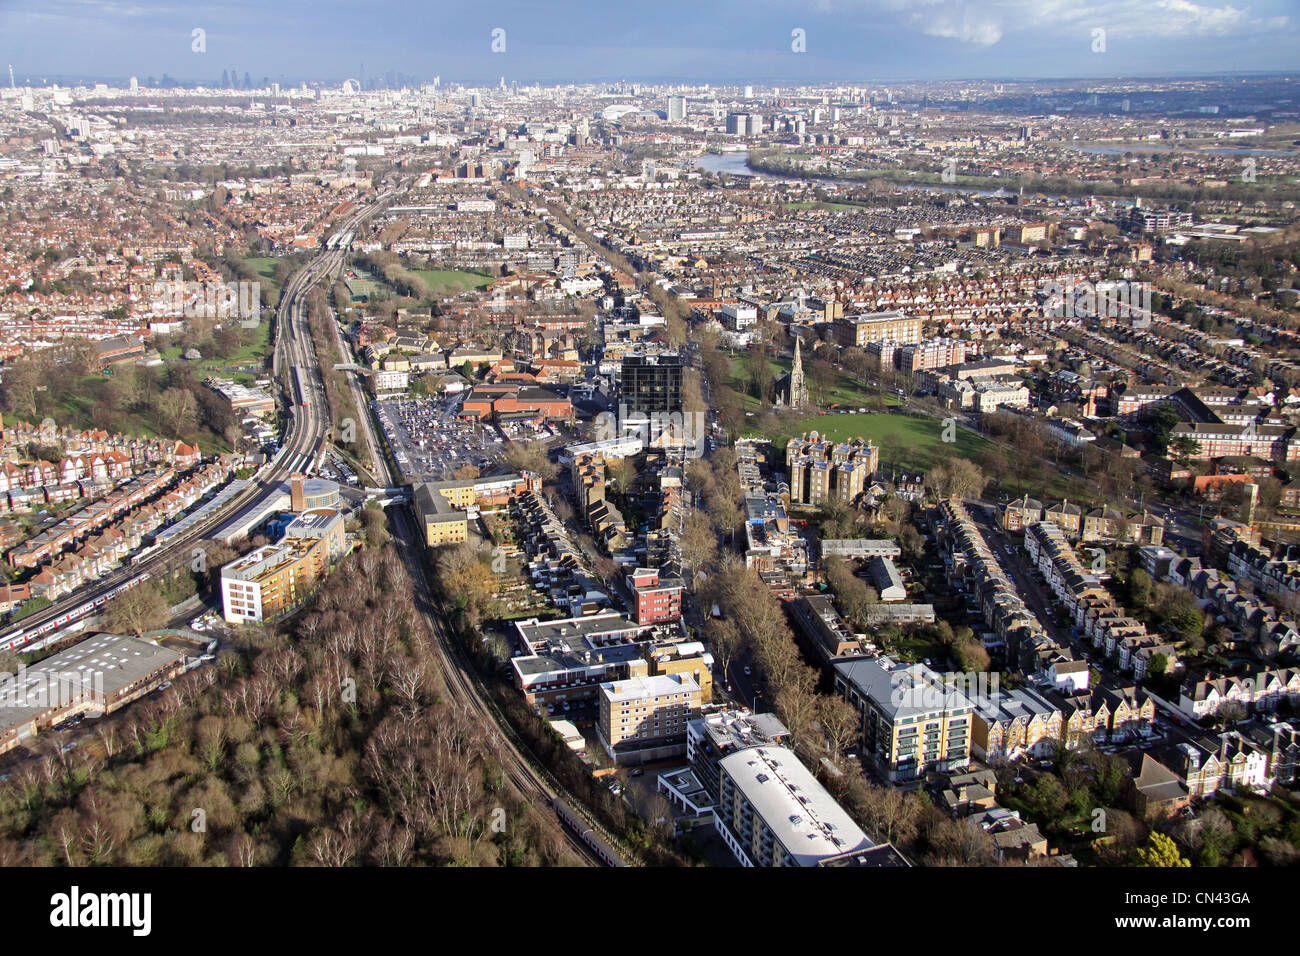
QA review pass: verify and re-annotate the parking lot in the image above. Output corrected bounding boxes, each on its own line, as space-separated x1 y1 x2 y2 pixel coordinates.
375 396 507 482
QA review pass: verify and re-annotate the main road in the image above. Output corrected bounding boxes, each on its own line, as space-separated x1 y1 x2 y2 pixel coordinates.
0 189 398 652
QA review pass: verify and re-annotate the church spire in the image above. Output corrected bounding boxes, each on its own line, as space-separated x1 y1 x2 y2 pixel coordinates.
788 334 808 408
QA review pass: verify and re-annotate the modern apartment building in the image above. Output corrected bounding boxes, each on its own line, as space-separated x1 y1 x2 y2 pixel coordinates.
688 710 790 801
598 672 702 763
220 509 345 623
628 566 684 624
716 745 874 866
833 656 975 783
620 354 683 416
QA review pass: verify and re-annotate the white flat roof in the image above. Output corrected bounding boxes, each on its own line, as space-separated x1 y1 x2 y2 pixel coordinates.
601 672 698 703
720 746 872 866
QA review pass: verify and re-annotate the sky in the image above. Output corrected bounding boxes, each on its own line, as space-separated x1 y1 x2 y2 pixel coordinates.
0 0 1297 86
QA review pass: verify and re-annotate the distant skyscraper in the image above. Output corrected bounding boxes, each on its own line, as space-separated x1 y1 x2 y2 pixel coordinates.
667 95 686 122
129 76 138 92
744 85 754 99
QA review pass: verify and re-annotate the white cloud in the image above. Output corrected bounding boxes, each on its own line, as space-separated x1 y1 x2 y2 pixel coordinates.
829 0 1291 45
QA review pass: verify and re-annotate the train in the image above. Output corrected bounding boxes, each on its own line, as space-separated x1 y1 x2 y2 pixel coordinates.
551 797 627 867
292 364 311 409
0 573 147 653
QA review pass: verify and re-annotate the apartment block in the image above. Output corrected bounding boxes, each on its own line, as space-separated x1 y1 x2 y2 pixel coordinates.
220 509 344 623
716 745 874 866
628 566 684 624
833 656 974 783
786 432 878 507
598 672 702 763
832 311 922 348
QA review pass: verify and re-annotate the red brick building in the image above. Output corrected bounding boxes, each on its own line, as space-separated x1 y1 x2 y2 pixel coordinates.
460 385 572 423
628 567 684 625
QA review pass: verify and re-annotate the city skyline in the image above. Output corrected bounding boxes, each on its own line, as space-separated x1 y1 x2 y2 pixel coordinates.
1 0 1297 87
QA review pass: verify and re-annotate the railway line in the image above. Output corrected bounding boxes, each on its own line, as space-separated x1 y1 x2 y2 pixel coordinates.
385 504 627 867
334 272 627 864
0 192 395 653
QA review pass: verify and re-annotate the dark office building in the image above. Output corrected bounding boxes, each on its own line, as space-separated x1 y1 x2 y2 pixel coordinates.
620 354 683 416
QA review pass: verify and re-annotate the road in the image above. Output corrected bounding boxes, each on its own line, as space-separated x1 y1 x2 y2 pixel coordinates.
0 191 397 651
968 502 1073 648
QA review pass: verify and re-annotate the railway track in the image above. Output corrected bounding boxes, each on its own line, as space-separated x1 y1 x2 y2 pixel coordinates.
386 505 624 867
0 195 394 652
330 266 628 864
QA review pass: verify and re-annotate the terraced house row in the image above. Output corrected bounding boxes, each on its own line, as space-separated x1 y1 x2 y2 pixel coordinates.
1023 520 1178 681
972 683 1157 759
19 460 232 600
937 498 1060 673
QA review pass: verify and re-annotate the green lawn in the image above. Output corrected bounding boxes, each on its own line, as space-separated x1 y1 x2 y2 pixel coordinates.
159 323 273 377
243 257 280 283
750 411 995 472
411 269 495 296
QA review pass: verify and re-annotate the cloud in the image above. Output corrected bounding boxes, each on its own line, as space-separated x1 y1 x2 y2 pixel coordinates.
831 0 1292 46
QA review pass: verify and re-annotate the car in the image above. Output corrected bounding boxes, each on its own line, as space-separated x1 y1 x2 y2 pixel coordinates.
630 768 644 777
743 666 751 675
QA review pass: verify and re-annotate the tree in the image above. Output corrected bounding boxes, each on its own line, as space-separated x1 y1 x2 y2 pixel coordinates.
1169 434 1201 467
817 695 862 761
105 583 168 638
1023 774 1069 820
1133 831 1191 867
503 440 558 482
945 458 986 500
1148 652 1169 679
360 505 390 549
679 512 718 575
704 618 743 684
1128 568 1155 607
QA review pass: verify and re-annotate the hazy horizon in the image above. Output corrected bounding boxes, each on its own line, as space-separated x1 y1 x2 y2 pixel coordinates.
2 0 1297 88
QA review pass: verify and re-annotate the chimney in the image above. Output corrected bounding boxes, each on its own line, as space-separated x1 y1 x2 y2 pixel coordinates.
290 473 306 512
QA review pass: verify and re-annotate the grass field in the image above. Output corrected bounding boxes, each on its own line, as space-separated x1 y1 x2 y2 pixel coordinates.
243 257 280 283
748 411 995 472
412 269 495 296
158 322 273 378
